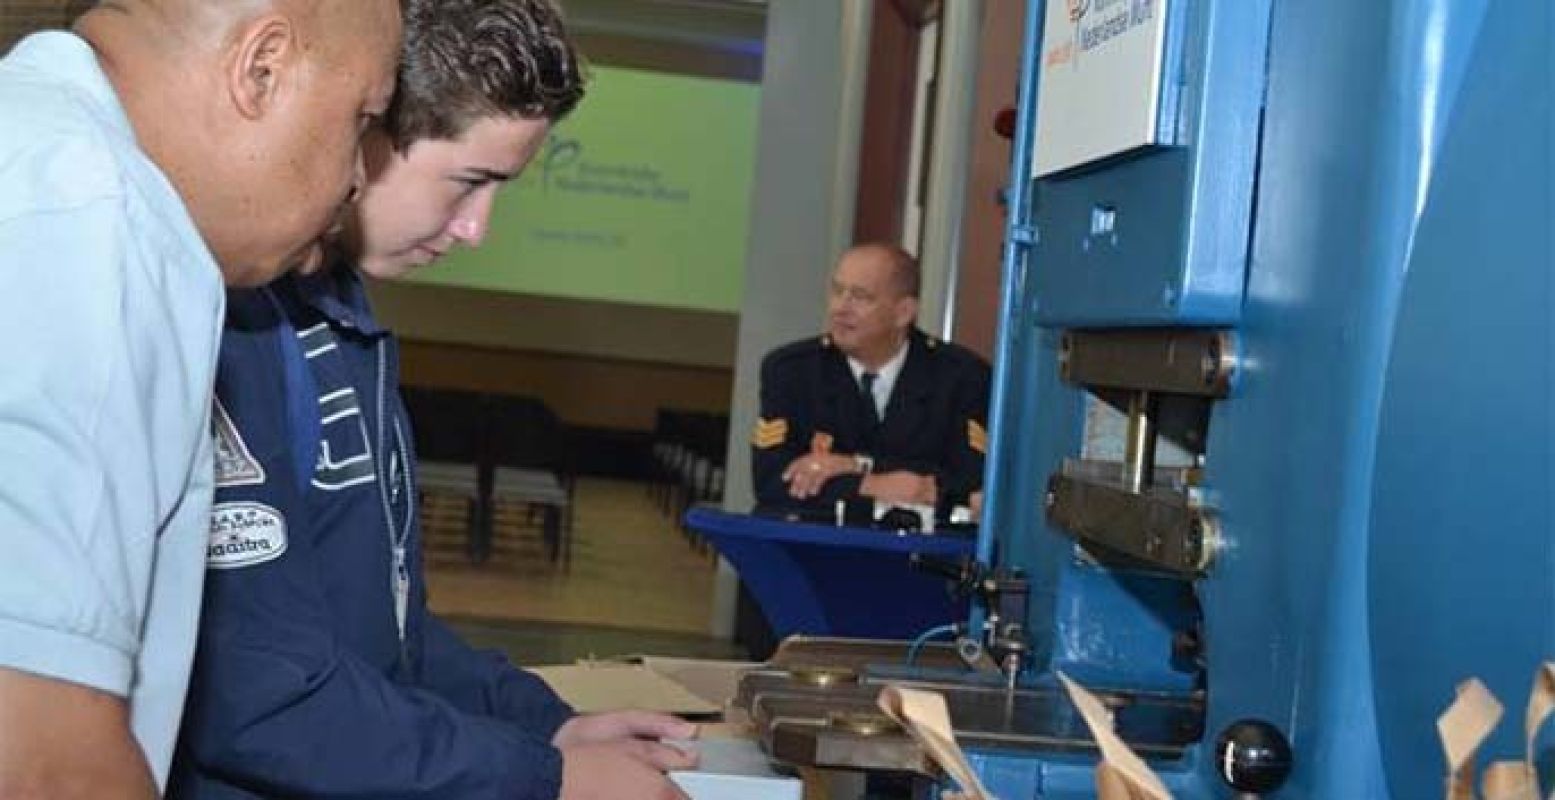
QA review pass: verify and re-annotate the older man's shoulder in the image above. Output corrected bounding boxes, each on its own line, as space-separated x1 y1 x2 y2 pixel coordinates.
764 334 836 368
915 332 988 372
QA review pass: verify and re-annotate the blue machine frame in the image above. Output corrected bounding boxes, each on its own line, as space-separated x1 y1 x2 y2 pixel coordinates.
1026 0 1268 326
974 0 1553 797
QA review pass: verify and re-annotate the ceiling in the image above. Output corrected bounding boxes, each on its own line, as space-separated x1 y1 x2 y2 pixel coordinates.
561 0 768 66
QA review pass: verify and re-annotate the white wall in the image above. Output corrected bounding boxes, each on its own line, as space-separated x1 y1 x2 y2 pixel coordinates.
709 0 872 636
720 0 869 514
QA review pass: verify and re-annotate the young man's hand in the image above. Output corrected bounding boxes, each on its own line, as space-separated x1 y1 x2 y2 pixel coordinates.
552 710 698 750
558 741 694 800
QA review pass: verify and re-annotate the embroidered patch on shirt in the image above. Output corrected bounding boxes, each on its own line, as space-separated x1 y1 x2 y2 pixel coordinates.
312 387 376 491
212 398 266 488
207 502 288 569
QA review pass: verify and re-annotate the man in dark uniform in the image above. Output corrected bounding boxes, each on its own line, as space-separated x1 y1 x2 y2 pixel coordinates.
752 243 991 520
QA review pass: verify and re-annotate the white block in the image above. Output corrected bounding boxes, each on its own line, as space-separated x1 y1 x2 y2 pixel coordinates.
670 771 802 800
667 738 801 800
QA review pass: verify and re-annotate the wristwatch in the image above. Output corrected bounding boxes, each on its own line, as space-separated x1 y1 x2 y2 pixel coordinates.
853 454 874 475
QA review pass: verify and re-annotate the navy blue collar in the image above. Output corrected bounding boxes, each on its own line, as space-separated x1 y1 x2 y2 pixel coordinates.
285 256 387 337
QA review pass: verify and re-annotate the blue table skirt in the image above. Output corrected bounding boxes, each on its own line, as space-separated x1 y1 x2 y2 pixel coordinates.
684 508 973 640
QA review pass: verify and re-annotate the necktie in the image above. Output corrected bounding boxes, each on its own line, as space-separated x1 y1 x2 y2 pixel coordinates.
860 372 881 428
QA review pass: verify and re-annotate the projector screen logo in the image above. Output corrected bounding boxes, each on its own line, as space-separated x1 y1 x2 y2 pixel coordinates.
541 135 582 193
537 134 691 204
1047 0 1156 69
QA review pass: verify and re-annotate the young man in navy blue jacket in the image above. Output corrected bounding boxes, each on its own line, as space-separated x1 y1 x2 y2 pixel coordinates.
171 2 696 798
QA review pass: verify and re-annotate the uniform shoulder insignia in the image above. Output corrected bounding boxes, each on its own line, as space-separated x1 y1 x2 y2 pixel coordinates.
212 398 266 488
752 417 789 449
967 419 988 455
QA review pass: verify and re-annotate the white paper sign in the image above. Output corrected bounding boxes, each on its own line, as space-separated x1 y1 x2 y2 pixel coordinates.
1033 0 1172 177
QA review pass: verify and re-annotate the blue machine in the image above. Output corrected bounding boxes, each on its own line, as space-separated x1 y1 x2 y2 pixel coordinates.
968 0 1553 796
726 1 1548 796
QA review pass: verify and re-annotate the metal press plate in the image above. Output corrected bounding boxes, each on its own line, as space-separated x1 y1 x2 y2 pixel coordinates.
740 639 1204 775
1060 328 1237 397
747 679 1203 774
1046 473 1221 576
769 637 964 672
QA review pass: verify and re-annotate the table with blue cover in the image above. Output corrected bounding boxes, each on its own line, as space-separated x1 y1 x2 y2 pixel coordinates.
683 508 974 640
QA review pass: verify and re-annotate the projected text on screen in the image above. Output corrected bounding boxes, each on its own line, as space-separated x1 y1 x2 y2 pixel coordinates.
407 66 761 314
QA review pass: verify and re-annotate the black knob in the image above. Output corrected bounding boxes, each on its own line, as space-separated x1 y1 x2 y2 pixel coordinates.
1170 628 1203 667
1214 720 1292 794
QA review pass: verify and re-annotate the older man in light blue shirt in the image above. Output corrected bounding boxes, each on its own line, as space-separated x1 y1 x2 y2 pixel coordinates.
0 1 401 795
0 31 225 789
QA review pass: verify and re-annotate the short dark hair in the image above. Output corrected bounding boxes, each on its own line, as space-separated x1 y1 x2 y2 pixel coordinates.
386 0 586 151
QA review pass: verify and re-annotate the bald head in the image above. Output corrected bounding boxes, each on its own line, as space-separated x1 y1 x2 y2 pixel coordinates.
76 0 402 286
843 243 920 299
88 1 390 47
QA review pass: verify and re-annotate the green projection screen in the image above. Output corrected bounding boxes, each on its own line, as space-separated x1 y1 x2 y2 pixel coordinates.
407 66 760 314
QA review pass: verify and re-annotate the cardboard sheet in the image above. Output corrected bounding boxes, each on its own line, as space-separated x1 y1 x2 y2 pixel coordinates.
1435 664 1555 800
531 661 722 716
1057 672 1172 800
1439 679 1504 780
534 657 794 799
877 684 995 800
638 656 759 708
